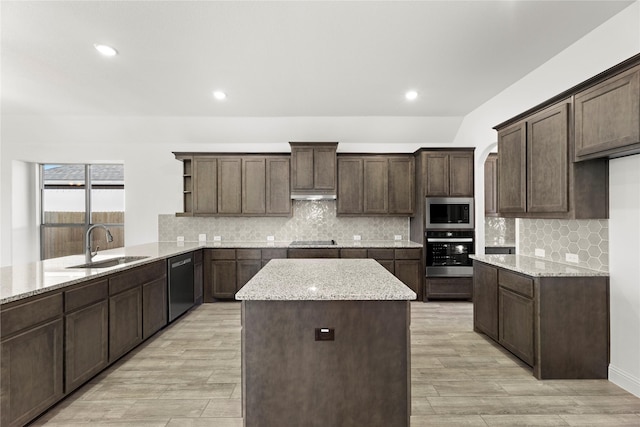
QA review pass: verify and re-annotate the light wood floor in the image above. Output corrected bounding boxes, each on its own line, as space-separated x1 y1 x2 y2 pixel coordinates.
33 302 640 426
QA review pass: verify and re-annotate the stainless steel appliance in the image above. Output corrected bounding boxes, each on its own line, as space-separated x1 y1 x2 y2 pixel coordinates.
425 197 474 229
168 252 194 322
425 230 474 277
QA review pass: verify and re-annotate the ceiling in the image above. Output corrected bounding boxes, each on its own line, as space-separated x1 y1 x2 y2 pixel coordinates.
1 1 635 118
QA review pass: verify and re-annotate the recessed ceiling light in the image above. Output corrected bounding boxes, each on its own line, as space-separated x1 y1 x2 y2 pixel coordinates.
94 44 118 57
213 91 227 100
405 90 418 101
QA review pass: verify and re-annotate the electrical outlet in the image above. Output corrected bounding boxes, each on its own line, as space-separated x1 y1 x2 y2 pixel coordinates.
213 235 221 241
353 235 361 241
177 236 185 242
198 234 206 242
566 253 579 263
267 235 275 241
535 248 546 257
394 235 402 241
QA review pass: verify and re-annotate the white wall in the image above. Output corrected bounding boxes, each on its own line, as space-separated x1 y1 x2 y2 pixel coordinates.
609 155 640 397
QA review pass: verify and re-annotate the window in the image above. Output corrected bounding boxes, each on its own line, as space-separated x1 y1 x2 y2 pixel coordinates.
40 164 125 260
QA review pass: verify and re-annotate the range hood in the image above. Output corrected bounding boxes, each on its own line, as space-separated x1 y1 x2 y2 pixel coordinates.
290 193 337 201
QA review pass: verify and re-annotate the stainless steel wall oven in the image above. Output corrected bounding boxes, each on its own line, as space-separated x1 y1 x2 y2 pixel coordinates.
425 230 474 277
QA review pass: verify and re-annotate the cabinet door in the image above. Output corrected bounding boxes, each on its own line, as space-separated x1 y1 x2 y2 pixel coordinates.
337 157 364 214
497 122 527 213
218 158 242 214
142 277 167 340
484 153 498 216
65 300 108 393
394 260 421 301
109 286 142 362
388 157 415 214
314 147 337 191
194 258 204 304
237 260 262 291
425 277 473 300
473 262 499 341
527 103 568 213
364 158 388 213
425 153 449 196
291 147 314 191
266 157 291 215
211 260 237 299
499 287 534 366
575 65 640 159
1 319 64 427
243 158 266 214
449 152 474 197
193 157 217 214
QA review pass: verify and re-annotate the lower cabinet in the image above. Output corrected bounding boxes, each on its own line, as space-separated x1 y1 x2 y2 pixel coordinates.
109 286 143 362
425 277 472 301
237 249 262 292
142 278 168 340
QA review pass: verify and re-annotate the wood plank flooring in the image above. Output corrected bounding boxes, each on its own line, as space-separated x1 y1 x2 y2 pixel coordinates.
32 301 640 426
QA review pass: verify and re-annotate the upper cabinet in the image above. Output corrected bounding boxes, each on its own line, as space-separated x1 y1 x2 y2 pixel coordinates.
337 155 414 216
574 64 640 161
174 154 291 217
424 151 474 197
495 100 608 219
484 153 498 217
289 142 337 198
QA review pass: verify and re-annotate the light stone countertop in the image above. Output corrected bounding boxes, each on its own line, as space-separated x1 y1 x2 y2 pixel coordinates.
235 258 417 301
484 242 516 248
470 254 609 277
1 240 421 304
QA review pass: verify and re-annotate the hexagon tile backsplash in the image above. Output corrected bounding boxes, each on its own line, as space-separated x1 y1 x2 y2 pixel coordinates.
518 218 608 272
158 201 409 243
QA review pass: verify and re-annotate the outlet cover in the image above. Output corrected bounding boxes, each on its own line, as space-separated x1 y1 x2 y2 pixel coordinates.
177 236 185 242
353 235 361 241
566 253 579 263
267 236 275 241
394 235 402 241
198 234 206 242
213 235 222 241
535 248 546 257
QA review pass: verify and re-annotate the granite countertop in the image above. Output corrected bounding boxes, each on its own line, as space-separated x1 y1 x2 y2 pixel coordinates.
235 258 417 301
470 254 609 277
1 240 421 304
484 242 516 248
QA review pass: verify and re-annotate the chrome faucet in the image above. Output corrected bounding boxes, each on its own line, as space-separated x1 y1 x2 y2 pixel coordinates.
85 224 114 263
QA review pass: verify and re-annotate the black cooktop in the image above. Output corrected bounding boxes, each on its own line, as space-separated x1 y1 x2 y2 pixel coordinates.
289 240 337 246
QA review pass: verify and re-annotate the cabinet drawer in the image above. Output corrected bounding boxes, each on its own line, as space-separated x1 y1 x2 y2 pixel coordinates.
368 249 394 260
426 277 472 299
109 260 165 295
340 248 368 258
261 248 287 260
395 248 422 260
498 270 533 298
288 248 340 258
1 293 63 337
65 279 108 312
237 249 261 260
210 249 236 260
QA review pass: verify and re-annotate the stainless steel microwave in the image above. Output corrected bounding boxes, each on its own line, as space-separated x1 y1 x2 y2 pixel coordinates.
425 197 474 229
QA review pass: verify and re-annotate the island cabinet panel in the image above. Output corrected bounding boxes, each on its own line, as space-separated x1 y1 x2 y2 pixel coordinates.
1 293 64 427
242 158 266 214
64 279 109 393
193 157 218 214
336 157 364 214
473 262 499 340
363 158 389 213
242 300 410 427
265 157 291 216
217 158 242 214
498 287 534 366
142 277 167 340
484 153 498 216
575 64 640 161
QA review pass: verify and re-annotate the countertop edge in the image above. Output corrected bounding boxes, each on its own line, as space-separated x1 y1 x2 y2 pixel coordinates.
470 254 609 277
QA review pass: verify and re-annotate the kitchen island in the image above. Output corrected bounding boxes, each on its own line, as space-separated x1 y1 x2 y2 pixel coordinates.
236 258 416 427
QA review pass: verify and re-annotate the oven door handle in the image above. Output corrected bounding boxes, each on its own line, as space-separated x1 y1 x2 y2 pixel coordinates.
427 238 474 243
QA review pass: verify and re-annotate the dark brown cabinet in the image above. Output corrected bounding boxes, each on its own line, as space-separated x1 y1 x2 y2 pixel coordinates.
288 248 340 258
425 151 474 197
218 158 242 214
64 279 109 393
109 286 142 362
194 249 204 303
193 156 218 214
473 260 609 379
242 158 266 214
337 155 415 216
368 248 395 274
142 278 167 340
425 277 473 301
261 248 287 267
1 293 64 427
237 249 262 291
290 142 337 197
266 157 292 215
484 153 498 216
206 249 237 300
496 100 608 219
575 64 640 160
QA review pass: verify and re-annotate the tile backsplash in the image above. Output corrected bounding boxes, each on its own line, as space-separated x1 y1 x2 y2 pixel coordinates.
485 217 516 246
159 200 409 242
518 218 608 272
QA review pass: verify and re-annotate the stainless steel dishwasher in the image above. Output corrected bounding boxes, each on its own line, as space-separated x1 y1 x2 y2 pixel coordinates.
167 252 195 322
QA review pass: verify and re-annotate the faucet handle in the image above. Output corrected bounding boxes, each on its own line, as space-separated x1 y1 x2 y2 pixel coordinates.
91 246 100 258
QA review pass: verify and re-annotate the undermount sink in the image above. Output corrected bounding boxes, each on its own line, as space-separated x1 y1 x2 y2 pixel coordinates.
68 256 149 269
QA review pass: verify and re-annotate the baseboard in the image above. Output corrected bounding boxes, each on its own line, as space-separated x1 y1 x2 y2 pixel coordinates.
609 364 640 398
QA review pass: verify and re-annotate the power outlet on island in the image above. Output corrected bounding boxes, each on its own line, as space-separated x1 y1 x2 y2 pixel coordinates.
535 248 546 258
566 253 579 263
